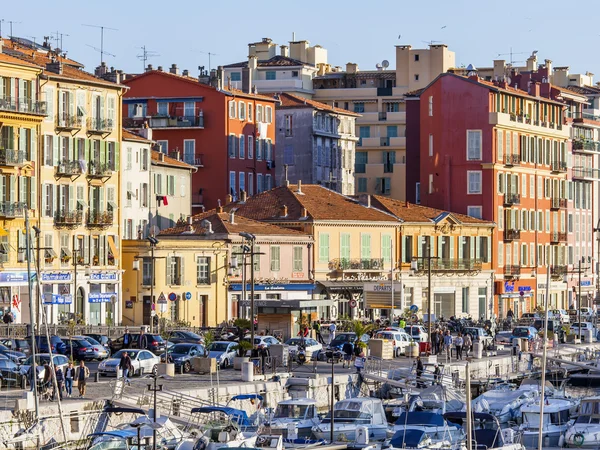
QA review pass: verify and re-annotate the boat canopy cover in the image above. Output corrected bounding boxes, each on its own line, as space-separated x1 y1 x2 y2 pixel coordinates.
390 429 427 448
230 394 264 401
395 411 445 426
191 406 250 426
103 406 146 415
88 430 138 439
443 412 497 422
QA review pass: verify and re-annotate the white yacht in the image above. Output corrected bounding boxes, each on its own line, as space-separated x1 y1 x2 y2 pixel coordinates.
519 398 575 448
391 411 465 449
444 412 524 450
564 397 600 448
262 397 320 439
471 382 538 424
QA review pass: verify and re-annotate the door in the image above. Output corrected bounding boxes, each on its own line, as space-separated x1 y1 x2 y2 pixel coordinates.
143 295 152 326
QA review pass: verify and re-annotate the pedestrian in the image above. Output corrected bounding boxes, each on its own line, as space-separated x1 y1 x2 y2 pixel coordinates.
444 331 453 360
455 333 464 360
119 351 133 385
463 333 472 358
138 329 148 350
342 341 353 369
42 362 52 397
416 356 424 388
53 365 64 401
75 360 90 398
431 330 439 355
64 362 75 398
507 309 514 321
314 321 325 345
354 351 366 374
123 327 132 348
399 317 406 329
433 364 441 385
258 344 270 375
438 330 444 354
329 322 337 343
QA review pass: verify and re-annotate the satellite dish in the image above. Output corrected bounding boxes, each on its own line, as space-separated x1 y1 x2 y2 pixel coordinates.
376 63 382 69
382 60 390 69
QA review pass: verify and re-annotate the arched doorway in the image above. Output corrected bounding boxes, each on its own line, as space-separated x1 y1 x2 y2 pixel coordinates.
77 287 85 324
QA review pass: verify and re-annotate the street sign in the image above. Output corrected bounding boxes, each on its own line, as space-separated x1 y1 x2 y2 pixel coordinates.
150 310 156 317
158 292 167 304
168 292 177 302
520 291 524 297
185 292 192 301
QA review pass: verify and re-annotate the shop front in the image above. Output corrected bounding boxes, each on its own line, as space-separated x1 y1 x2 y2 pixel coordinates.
40 272 73 324
496 280 535 318
0 271 34 324
88 271 120 326
317 280 365 319
567 278 595 310
229 282 316 320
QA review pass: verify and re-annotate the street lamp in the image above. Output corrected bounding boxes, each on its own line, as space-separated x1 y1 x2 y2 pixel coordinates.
146 373 170 450
147 237 159 334
410 243 435 352
239 232 256 346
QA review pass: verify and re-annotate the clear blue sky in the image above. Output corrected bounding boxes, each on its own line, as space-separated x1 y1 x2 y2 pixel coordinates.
3 0 598 81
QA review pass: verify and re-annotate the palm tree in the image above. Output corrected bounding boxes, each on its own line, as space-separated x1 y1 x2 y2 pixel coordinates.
351 320 375 349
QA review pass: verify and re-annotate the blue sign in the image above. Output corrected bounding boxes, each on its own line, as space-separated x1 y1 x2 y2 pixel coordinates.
409 304 419 313
518 286 531 292
581 280 592 287
168 292 177 302
41 272 72 282
229 283 316 292
504 282 515 293
88 293 117 303
0 271 35 284
42 294 72 305
184 292 192 301
89 272 118 281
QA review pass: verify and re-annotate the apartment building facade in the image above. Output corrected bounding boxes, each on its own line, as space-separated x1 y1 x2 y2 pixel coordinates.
313 45 456 199
122 68 277 211
274 92 358 195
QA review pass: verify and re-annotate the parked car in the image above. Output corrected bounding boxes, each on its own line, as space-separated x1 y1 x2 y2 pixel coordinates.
463 327 494 347
518 313 540 325
328 332 369 351
549 309 570 325
19 353 70 381
0 358 22 386
495 331 513 345
532 319 565 342
27 335 67 354
580 307 595 320
568 309 579 321
285 338 323 360
404 325 429 343
570 322 596 338
167 331 204 345
110 334 166 354
0 338 31 356
74 335 110 360
83 334 112 352
207 341 237 368
373 330 413 357
98 349 160 377
511 326 538 342
0 343 27 364
160 343 204 372
62 338 95 361
243 335 282 348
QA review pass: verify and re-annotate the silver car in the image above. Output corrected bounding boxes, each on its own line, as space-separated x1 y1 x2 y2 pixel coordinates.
74 335 109 360
98 349 159 377
207 341 237 368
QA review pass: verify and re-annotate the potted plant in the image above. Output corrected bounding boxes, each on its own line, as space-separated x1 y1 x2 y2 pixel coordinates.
193 331 216 374
233 340 253 370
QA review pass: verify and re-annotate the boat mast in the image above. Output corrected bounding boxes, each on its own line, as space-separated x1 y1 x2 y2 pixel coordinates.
537 265 551 450
465 362 472 450
24 209 39 420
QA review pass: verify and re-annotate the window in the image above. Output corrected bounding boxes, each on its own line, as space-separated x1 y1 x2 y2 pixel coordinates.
167 256 183 285
375 177 391 195
429 134 433 156
414 54 420 62
239 102 246 121
183 140 195 165
257 174 263 193
228 134 236 158
467 130 482 160
44 135 54 166
467 206 482 219
265 174 272 190
196 257 211 284
428 96 433 116
293 246 303 272
387 125 398 138
248 173 254 196
292 70 299 77
353 103 365 113
414 74 420 81
383 151 395 173
252 246 261 271
318 233 330 262
229 171 236 197
497 129 503 161
467 171 482 194
239 172 245 195
284 115 293 137
355 152 367 173
382 235 392 264
340 234 350 260
184 102 195 117
361 234 371 260
107 142 116 170
359 126 370 138
157 102 168 116
462 287 469 314
239 135 245 159
265 106 272 124
357 178 367 193
429 174 433 194
256 105 263 123
228 100 236 119
248 136 253 159
266 71 276 80
230 72 241 81
247 103 253 122
126 147 133 170
154 174 163 195
270 246 281 271
167 175 175 196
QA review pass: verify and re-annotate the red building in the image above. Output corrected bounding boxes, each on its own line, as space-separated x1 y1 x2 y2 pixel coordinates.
408 70 588 316
122 67 277 211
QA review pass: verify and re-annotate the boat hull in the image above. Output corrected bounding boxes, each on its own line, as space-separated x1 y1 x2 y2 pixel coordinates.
312 424 389 442
521 429 564 448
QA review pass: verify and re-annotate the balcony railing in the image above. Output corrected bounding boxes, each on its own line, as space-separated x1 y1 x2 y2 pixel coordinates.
87 117 114 133
550 265 567 279
183 153 204 167
380 137 390 146
378 112 387 121
86 210 113 228
167 276 182 286
0 148 26 166
572 167 600 181
87 161 113 178
191 194 204 206
504 229 521 241
572 140 600 153
504 265 521 277
329 258 385 271
56 114 83 130
55 160 83 178
504 193 520 206
0 96 47 115
504 154 520 166
377 87 393 96
54 210 83 228
551 197 567 210
550 231 567 243
550 161 567 173
0 202 25 218
415 258 482 272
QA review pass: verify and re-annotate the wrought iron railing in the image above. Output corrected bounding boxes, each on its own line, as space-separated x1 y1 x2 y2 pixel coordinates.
328 258 385 271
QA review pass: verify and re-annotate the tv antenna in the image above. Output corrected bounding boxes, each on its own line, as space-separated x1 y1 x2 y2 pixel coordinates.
137 46 160 72
82 23 118 64
194 50 219 73
0 20 4 38
7 20 22 39
50 31 70 51
422 40 442 46
86 44 115 59
497 48 529 66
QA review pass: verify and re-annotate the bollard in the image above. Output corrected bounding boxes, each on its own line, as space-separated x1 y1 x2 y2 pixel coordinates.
20 375 26 390
94 372 100 382
180 364 184 375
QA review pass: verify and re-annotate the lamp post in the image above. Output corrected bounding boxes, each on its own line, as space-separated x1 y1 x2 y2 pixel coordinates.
594 221 600 307
147 373 164 450
330 354 335 443
239 233 257 345
567 259 589 342
147 237 159 334
411 243 435 351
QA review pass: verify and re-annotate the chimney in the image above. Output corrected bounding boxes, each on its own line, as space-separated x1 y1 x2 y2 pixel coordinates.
94 61 108 78
345 63 358 74
187 215 193 225
217 66 224 90
301 207 308 218
146 64 153 72
46 60 63 75
217 205 224 213
159 153 165 162
297 180 302 194
183 69 189 77
280 45 289 57
544 59 552 73
359 194 371 208
229 211 236 224
169 64 179 75
138 127 153 141
284 164 289 186
405 200 410 208
226 194 232 204
242 66 252 94
240 190 247 203
280 205 288 217
157 66 163 72
248 55 258 70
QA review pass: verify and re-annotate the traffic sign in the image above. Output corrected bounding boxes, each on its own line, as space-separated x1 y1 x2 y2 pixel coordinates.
168 292 177 302
520 291 524 297
185 292 192 301
158 292 167 304
150 310 156 317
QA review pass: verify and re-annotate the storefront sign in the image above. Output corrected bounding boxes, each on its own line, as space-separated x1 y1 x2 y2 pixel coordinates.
518 286 531 292
42 294 72 305
342 273 387 282
41 272 72 282
229 283 315 292
0 272 34 284
291 273 304 279
89 272 118 281
581 280 592 287
504 282 515 293
88 293 117 303
255 277 290 285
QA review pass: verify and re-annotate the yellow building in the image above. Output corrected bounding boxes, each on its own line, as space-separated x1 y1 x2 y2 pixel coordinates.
0 50 46 324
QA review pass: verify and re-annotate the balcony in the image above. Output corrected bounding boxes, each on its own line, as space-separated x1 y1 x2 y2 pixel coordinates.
504 265 521 278
87 161 113 179
55 160 83 178
550 197 567 210
56 114 83 130
0 146 26 166
550 231 567 244
86 210 113 228
328 258 384 271
550 161 567 173
550 265 567 279
0 202 25 218
377 87 393 96
87 117 114 134
504 154 520 166
504 229 521 241
572 139 600 154
182 153 204 167
0 96 47 116
191 194 204 207
503 193 520 206
489 112 569 138
572 167 600 181
54 210 83 228
415 258 482 272
378 112 387 121
380 137 390 147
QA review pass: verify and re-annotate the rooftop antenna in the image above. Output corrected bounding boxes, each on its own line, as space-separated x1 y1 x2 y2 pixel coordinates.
422 40 442 46
292 31 296 41
82 23 118 64
193 49 219 73
51 31 70 51
7 20 22 40
86 44 115 59
26 35 37 46
137 45 160 72
497 47 529 66
0 20 5 38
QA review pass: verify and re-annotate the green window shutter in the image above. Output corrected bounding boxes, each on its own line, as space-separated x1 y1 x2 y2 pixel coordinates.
270 246 280 271
30 128 36 162
470 236 475 260
84 139 90 163
68 135 74 161
382 234 391 264
361 234 371 259
417 236 423 257
458 236 464 259
19 128 26 154
53 136 59 166
179 256 185 285
114 142 120 171
19 178 26 205
99 140 106 165
437 236 443 258
9 175 15 202
401 235 407 262
99 186 105 211
487 237 491 263
30 177 36 210
319 233 329 262
69 185 75 212
0 177 5 203
293 246 303 271
340 234 350 260
449 236 455 260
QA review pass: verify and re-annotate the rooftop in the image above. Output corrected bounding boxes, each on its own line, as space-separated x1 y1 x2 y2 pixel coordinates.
122 129 152 143
274 92 359 116
151 151 195 170
565 85 600 96
224 55 312 69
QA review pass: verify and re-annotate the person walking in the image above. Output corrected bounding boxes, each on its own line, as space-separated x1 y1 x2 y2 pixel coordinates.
354 351 366 374
258 344 270 375
53 366 64 401
438 330 444 354
455 333 464 361
416 356 424 388
123 328 132 349
431 330 439 355
463 333 473 358
342 341 353 369
329 322 337 343
64 362 75 398
314 321 325 345
119 351 133 385
443 331 453 360
138 330 148 350
75 360 90 398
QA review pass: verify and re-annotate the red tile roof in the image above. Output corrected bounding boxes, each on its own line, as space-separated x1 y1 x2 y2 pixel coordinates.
274 92 359 116
151 151 195 170
123 129 152 143
224 55 311 69
565 85 600 96
221 86 277 103
0 52 42 70
159 211 310 237
1 38 84 68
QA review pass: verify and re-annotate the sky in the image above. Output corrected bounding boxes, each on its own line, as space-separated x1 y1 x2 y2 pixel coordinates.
2 0 599 81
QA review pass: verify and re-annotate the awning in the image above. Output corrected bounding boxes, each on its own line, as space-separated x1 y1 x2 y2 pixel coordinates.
108 201 118 209
61 248 72 257
77 199 88 208
45 249 57 258
107 235 118 256
239 298 336 309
